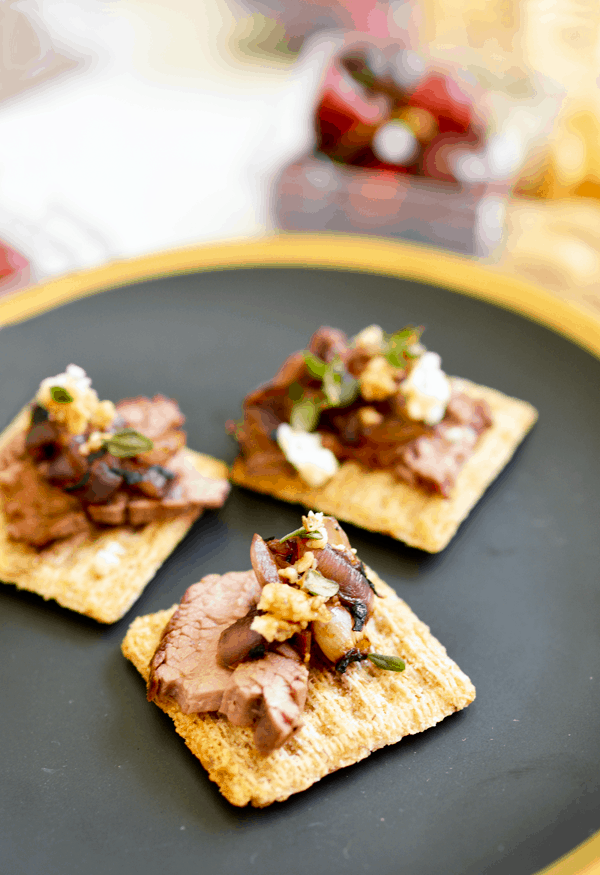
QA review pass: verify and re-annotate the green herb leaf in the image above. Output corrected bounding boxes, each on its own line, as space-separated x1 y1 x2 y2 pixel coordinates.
49 386 74 404
383 326 424 368
279 526 322 544
301 569 339 598
103 428 153 458
337 376 360 407
290 397 321 432
367 653 406 672
279 526 306 543
321 355 359 408
322 367 342 406
303 351 328 380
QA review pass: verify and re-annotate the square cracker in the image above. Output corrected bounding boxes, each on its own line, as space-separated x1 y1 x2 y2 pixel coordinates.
232 378 538 552
121 568 475 807
0 409 229 623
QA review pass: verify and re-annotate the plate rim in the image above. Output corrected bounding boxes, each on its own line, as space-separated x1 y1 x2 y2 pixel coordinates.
1 231 598 875
0 233 599 364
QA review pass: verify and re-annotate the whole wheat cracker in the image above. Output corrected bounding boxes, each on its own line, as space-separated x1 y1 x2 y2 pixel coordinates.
0 409 229 623
121 568 475 807
232 378 538 553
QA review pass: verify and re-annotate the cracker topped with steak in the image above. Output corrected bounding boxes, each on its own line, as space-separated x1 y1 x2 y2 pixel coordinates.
229 325 538 552
122 513 476 806
0 365 230 622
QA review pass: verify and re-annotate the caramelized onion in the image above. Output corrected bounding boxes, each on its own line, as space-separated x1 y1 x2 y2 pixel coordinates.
250 533 281 587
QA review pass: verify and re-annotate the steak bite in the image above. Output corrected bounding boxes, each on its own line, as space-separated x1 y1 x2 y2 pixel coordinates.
220 652 308 754
148 571 262 713
230 324 494 498
0 365 231 547
0 431 91 547
147 567 309 753
145 513 407 755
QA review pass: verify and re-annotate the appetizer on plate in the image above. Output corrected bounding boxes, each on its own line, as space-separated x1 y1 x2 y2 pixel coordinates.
229 325 538 552
122 512 475 807
0 365 230 622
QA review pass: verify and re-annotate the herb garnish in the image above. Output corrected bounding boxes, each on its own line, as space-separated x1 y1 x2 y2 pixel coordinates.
289 352 359 433
103 429 153 458
335 651 406 674
279 525 323 544
382 326 424 368
290 397 321 432
301 569 339 598
50 386 74 404
366 653 405 672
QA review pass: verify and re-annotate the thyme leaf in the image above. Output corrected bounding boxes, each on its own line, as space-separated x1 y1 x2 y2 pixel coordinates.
301 569 339 598
303 352 359 411
50 386 74 404
383 326 424 368
103 429 153 458
279 526 322 544
367 653 406 672
290 397 321 432
303 351 328 380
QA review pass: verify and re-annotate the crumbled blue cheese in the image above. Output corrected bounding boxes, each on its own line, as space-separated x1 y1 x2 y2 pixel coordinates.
400 351 452 426
36 364 116 435
353 324 385 355
276 423 339 488
301 510 328 548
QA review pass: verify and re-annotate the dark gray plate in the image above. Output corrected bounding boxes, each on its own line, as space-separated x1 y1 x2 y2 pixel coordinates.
1 266 599 875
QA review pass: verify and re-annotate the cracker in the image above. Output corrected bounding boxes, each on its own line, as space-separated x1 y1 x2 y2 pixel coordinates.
0 409 229 623
232 378 538 552
121 568 475 807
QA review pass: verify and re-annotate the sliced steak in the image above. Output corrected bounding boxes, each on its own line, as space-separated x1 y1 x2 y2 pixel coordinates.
115 395 185 439
395 425 479 497
219 652 309 754
446 392 492 433
166 451 231 509
147 571 262 713
0 437 90 547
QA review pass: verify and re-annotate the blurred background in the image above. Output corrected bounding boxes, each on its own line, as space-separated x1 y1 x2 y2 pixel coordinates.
0 0 599 317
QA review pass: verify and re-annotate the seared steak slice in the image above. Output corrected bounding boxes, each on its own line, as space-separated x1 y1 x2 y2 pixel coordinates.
147 571 261 713
219 652 308 754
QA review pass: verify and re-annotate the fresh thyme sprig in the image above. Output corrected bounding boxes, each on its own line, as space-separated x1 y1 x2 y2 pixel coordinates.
278 525 323 544
289 351 359 433
367 653 406 672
